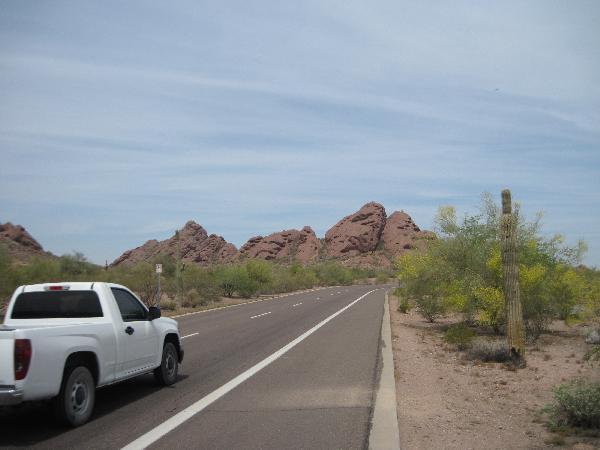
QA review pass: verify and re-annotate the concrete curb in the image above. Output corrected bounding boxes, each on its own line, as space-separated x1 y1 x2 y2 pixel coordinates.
369 291 401 450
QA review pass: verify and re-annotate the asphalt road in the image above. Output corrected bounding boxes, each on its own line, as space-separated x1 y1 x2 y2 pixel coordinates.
0 285 386 450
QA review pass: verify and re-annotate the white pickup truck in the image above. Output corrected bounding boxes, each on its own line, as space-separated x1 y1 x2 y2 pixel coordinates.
0 282 184 426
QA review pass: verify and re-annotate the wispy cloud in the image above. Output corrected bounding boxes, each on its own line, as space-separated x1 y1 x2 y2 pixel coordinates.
0 0 598 265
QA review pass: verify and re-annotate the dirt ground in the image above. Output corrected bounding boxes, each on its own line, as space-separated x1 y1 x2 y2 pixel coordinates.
389 294 600 450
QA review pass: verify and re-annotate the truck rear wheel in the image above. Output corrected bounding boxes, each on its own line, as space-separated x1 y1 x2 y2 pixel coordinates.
53 366 95 427
154 342 178 386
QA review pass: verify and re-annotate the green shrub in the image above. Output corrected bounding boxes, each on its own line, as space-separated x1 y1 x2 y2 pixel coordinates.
236 273 259 298
395 193 592 340
184 288 209 308
584 346 600 365
160 299 177 311
415 295 447 322
398 297 411 314
180 295 193 308
547 379 600 429
215 265 246 297
183 265 221 303
465 338 509 362
245 259 272 289
314 262 353 286
58 252 100 279
126 262 160 307
375 273 390 284
444 323 476 350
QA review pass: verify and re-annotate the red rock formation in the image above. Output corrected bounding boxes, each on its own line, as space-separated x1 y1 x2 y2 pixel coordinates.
382 211 435 256
239 226 319 263
0 222 54 262
111 239 160 266
0 223 44 251
324 202 387 257
111 221 238 266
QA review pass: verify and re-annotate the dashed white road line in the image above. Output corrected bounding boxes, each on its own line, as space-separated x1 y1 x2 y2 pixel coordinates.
121 289 377 450
292 302 302 307
315 297 320 300
181 332 199 340
171 286 332 319
250 312 272 319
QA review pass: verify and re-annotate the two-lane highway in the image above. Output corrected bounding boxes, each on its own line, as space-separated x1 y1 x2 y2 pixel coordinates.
0 285 387 449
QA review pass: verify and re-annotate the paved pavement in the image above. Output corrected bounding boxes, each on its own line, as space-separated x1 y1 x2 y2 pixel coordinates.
0 285 387 450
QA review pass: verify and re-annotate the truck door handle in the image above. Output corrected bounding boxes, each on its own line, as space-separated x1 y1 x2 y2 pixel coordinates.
125 326 135 335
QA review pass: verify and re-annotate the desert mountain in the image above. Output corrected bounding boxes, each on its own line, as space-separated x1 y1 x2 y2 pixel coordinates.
111 220 237 266
0 222 55 262
382 211 436 256
324 202 387 257
240 226 320 264
321 202 434 267
112 202 434 267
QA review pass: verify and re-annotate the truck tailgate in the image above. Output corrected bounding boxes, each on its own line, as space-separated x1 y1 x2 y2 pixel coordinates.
0 327 15 385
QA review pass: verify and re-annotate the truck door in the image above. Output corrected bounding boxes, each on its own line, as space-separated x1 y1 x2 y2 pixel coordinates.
111 288 160 377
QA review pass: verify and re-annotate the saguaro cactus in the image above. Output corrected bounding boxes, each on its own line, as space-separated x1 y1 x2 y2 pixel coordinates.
500 189 526 366
175 230 183 302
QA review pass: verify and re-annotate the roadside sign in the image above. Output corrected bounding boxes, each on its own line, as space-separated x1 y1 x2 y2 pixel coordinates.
156 264 163 274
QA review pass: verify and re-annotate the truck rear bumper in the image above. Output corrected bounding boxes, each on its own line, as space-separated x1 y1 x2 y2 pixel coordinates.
0 386 24 406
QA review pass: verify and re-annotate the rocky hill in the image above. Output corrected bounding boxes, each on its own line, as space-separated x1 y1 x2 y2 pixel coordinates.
111 220 237 266
0 222 55 262
240 226 320 264
112 202 434 268
321 202 434 267
324 202 387 257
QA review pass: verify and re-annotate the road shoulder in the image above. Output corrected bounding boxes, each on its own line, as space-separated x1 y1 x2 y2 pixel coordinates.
369 291 401 450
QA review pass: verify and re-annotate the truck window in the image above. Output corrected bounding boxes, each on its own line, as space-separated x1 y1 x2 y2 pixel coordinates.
11 291 104 319
111 288 148 322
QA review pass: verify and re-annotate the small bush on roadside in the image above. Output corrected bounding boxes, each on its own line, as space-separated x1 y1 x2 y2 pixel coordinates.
160 299 177 311
181 289 208 308
180 295 193 308
465 338 509 362
415 295 447 322
375 273 389 284
314 262 354 286
398 297 411 313
444 323 476 350
584 346 600 365
186 288 208 308
546 379 600 429
183 265 221 303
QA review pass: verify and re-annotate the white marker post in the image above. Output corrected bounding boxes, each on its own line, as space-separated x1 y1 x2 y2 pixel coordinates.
156 264 162 306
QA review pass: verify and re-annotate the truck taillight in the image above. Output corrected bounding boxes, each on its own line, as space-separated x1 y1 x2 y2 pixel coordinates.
14 339 32 381
45 285 70 291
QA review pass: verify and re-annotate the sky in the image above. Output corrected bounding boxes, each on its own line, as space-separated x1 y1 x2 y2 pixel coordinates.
1 1 599 266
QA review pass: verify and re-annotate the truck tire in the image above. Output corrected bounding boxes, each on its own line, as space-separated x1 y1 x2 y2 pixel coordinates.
53 366 96 427
154 342 178 386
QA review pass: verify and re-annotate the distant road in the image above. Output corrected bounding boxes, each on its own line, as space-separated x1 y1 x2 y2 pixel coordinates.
1 285 386 449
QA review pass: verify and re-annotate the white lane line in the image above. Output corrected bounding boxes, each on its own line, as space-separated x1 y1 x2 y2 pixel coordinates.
337 291 341 294
181 333 199 340
171 286 331 319
292 302 302 307
250 312 272 319
121 289 378 450
316 297 320 300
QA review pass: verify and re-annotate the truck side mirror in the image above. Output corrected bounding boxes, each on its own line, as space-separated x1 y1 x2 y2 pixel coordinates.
148 306 161 320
